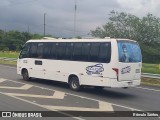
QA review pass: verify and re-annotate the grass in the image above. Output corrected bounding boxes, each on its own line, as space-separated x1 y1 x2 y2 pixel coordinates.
0 51 18 66
0 51 19 58
0 60 17 66
142 63 160 74
141 77 160 86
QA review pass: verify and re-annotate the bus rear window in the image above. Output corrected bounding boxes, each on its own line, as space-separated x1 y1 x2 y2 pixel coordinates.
118 40 142 63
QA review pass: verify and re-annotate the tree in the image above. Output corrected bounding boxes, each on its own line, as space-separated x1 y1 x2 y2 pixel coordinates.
0 29 55 51
91 11 160 63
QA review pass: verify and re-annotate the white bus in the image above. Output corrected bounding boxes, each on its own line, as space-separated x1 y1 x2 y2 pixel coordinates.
17 38 142 91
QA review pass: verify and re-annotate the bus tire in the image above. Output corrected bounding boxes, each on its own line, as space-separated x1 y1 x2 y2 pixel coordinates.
22 69 30 81
69 76 80 91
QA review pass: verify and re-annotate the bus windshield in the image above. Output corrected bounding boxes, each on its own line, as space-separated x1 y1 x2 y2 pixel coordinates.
118 40 142 63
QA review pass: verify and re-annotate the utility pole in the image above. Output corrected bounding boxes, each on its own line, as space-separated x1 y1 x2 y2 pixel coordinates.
28 25 30 33
44 13 46 37
74 0 77 37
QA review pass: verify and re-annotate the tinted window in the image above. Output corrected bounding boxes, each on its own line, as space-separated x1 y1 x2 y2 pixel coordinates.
81 43 90 61
43 43 51 59
73 43 82 61
99 42 111 63
19 43 30 59
30 43 38 58
37 43 43 58
22 42 111 63
57 43 66 60
50 43 57 59
65 43 74 60
89 43 100 62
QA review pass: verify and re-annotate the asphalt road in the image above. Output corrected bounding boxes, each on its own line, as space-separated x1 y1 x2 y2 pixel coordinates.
0 64 159 120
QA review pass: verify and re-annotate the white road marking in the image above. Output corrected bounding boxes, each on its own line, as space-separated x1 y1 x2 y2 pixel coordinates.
53 91 65 99
19 84 33 90
0 92 84 120
4 91 65 99
111 103 141 111
99 101 113 111
0 77 142 111
0 84 33 90
135 86 160 92
0 78 7 83
42 101 113 111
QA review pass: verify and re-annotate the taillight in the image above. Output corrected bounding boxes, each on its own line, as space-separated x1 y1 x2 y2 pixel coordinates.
112 68 119 80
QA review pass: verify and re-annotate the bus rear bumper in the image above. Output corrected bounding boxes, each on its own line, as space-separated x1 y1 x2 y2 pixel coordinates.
110 79 141 88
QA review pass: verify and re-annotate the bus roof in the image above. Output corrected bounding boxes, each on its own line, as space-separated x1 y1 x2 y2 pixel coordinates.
26 38 135 43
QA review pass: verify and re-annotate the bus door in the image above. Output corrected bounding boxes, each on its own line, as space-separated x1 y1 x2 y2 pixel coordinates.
29 43 45 79
42 43 60 81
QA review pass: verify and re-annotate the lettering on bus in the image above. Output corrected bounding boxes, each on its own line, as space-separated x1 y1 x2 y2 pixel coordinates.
121 66 131 74
86 64 104 75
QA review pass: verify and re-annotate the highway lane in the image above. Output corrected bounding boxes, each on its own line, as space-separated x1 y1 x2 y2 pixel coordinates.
0 64 160 119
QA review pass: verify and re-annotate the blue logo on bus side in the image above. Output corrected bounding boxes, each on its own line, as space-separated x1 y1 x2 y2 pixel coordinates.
86 64 104 75
121 66 131 74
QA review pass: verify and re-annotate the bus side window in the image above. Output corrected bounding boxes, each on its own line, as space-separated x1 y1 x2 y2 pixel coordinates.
99 42 111 63
81 43 90 61
30 43 38 58
19 43 30 59
37 43 43 59
72 43 82 61
43 43 51 59
50 43 57 59
65 43 74 60
57 43 66 60
89 42 100 62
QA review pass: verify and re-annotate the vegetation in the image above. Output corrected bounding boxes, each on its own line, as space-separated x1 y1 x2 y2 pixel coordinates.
0 51 18 66
142 63 160 74
0 51 19 58
0 59 16 66
141 77 160 86
0 11 160 64
91 11 160 64
0 30 54 51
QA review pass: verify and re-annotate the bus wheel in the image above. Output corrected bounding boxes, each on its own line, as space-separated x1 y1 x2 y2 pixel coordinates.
69 76 80 91
22 69 30 81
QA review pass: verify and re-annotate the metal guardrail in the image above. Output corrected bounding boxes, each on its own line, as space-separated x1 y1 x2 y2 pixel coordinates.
0 57 17 62
141 73 160 79
0 57 160 79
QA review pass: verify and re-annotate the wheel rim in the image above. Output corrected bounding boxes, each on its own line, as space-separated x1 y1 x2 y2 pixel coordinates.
71 80 78 89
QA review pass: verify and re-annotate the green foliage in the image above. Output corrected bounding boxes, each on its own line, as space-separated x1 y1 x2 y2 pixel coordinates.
0 30 54 51
75 36 82 39
142 77 160 86
31 34 44 39
0 51 19 58
91 11 160 63
142 63 160 74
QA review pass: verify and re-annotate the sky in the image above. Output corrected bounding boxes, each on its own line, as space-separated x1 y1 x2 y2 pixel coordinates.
0 0 160 38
